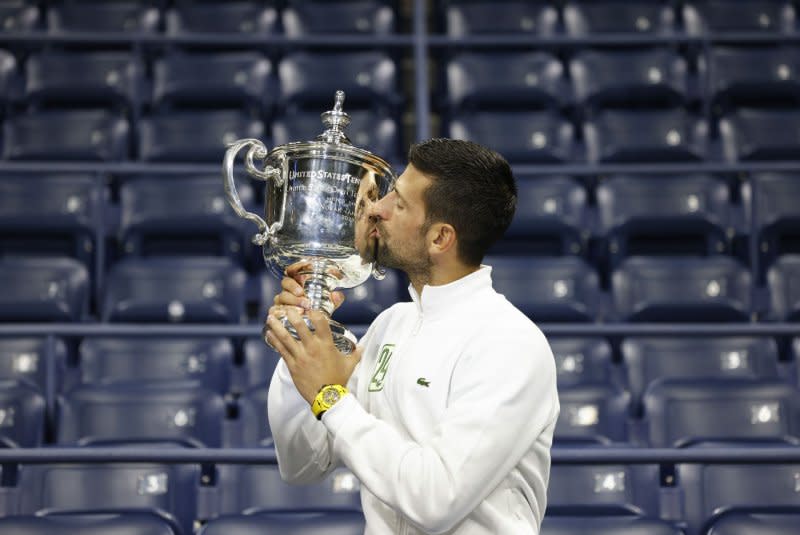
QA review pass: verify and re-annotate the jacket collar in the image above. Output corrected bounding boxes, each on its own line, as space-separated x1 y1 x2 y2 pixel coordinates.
407 265 493 319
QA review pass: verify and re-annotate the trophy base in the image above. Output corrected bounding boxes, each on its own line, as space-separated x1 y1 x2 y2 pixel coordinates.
265 315 358 355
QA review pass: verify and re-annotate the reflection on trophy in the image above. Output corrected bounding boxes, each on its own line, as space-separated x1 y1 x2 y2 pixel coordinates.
222 90 396 353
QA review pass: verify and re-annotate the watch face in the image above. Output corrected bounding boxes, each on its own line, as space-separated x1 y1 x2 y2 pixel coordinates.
322 388 342 405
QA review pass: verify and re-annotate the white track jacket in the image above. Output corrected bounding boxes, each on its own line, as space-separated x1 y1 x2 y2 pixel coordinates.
268 266 560 534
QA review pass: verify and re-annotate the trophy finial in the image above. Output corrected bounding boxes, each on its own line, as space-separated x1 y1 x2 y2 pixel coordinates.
333 90 345 112
319 90 352 144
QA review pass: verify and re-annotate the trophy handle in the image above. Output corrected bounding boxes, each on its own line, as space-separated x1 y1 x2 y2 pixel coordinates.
223 138 284 246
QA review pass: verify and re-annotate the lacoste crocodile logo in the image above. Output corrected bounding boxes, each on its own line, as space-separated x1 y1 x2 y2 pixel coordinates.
416 377 430 387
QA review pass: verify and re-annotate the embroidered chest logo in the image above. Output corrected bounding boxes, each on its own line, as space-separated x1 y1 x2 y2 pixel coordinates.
368 344 395 392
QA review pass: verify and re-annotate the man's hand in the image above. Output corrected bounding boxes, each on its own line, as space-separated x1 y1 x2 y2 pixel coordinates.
266 308 362 405
269 262 345 316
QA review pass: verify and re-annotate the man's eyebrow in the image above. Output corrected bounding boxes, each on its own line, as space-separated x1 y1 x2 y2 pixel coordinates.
392 184 407 203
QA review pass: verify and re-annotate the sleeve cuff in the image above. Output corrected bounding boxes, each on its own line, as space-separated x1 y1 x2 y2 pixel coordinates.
320 392 358 433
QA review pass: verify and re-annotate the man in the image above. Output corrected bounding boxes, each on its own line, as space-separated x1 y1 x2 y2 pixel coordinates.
266 138 559 534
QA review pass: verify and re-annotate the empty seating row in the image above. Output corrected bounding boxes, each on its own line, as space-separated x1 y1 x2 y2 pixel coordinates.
0 1 397 35
0 50 401 113
1 352 800 448
6 332 798 396
0 108 400 163
0 458 799 535
442 0 800 36
3 254 800 323
0 106 797 164
5 173 800 270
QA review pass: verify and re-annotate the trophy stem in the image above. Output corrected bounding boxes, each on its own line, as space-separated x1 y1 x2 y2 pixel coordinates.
298 260 340 317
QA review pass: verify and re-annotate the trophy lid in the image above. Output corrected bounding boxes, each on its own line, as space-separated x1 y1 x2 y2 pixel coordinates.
317 90 352 145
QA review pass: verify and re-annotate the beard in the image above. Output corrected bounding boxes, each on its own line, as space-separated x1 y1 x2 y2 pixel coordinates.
374 224 432 279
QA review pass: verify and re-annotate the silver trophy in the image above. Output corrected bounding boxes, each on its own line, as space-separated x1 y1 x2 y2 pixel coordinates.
223 91 396 353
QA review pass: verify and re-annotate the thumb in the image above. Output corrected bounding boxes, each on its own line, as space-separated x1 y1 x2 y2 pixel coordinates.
331 290 345 310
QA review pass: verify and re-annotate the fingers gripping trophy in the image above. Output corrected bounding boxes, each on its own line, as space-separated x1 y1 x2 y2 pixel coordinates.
222 91 397 354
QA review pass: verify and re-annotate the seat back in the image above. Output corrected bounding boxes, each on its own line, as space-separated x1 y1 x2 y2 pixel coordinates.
449 111 575 163
57 382 226 447
555 384 630 445
4 110 130 161
102 257 247 324
77 337 234 394
486 256 602 322
199 511 365 535
166 2 279 35
563 1 675 35
0 379 45 447
767 255 800 321
283 0 395 36
611 256 752 322
643 378 800 447
444 1 558 36
0 256 89 322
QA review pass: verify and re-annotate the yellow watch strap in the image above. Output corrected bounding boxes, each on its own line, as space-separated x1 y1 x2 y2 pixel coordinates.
311 384 348 420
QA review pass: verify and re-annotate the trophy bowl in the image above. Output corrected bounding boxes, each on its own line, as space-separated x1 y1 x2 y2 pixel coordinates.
222 91 396 353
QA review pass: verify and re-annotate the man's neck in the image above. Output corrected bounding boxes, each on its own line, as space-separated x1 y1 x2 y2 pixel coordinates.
409 263 480 296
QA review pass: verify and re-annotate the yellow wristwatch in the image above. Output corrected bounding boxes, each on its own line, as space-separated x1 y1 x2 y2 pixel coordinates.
312 384 349 420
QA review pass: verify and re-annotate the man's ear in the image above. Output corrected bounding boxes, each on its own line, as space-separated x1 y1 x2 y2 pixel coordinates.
428 222 457 255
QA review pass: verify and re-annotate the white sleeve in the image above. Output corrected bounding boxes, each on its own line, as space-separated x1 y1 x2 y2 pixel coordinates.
320 327 558 534
266 324 376 485
266 359 339 484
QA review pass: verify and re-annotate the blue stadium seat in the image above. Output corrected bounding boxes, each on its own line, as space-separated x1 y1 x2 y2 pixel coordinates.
705 46 800 113
643 379 800 447
119 176 252 259
449 111 575 163
138 111 264 162
597 175 732 263
199 511 365 535
57 382 226 447
102 257 247 323
684 0 796 34
48 2 161 33
272 110 399 162
720 108 800 161
241 339 281 391
444 1 558 37
278 51 399 111
0 49 18 100
0 256 89 322
0 337 67 395
0 513 179 535
0 2 39 32
563 1 675 35
445 51 566 111
485 256 602 322
547 464 661 516
0 379 45 447
283 0 395 36
237 382 272 447
332 269 403 324
584 109 708 163
152 51 272 112
541 516 682 535
18 462 200 535
3 110 130 161
570 48 689 109
555 384 630 445
767 255 800 321
611 256 752 322
622 337 780 406
166 2 279 35
77 337 234 394
0 175 101 265
497 177 587 256
24 51 143 108
743 173 800 269
705 511 800 535
677 461 800 535
549 338 614 388
218 464 362 515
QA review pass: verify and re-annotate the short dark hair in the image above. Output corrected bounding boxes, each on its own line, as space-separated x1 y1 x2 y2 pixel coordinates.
408 138 517 266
